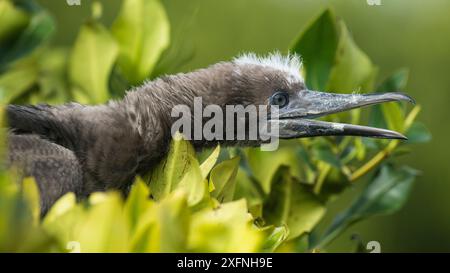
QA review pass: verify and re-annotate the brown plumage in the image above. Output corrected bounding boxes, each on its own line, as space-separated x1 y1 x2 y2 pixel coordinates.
5 53 414 215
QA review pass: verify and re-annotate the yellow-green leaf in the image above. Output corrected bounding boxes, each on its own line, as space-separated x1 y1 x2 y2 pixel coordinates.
112 0 170 84
43 192 77 224
210 156 240 203
132 191 189 252
21 177 40 224
247 147 302 193
42 193 85 248
382 102 405 132
69 21 118 103
124 177 152 232
200 145 220 178
261 226 289 252
370 69 409 129
188 200 263 252
75 192 129 252
0 0 29 42
0 65 38 103
149 133 196 200
177 155 209 206
155 191 189 252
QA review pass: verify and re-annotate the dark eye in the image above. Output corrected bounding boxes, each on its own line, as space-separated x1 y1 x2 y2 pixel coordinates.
270 91 289 108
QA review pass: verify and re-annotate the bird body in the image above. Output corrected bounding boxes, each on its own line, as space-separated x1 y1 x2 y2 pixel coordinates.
7 100 160 213
4 53 414 215
5 62 233 213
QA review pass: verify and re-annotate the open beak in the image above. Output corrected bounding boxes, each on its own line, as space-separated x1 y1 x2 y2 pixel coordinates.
269 90 415 139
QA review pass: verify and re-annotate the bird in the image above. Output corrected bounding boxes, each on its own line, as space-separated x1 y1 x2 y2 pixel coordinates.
5 52 414 215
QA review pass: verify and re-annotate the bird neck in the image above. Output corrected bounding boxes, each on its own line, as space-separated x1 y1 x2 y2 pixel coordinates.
115 63 236 156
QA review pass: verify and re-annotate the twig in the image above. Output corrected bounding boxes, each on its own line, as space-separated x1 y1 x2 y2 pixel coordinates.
349 105 421 182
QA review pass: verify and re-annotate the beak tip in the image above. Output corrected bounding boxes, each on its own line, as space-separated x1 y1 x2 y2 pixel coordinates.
386 131 408 140
406 96 416 105
394 92 416 105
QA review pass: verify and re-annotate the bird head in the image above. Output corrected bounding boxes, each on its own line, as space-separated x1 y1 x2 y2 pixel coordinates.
203 52 414 140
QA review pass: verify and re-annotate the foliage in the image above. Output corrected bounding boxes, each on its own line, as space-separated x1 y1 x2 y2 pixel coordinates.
0 0 431 252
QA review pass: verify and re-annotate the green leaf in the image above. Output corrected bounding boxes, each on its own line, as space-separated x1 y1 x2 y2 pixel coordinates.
350 234 368 253
406 122 432 144
71 87 91 104
0 3 55 71
75 192 129 252
263 166 326 240
150 7 196 77
42 192 77 225
377 70 409 132
188 199 263 252
261 226 288 252
378 69 409 92
274 233 309 253
317 165 418 248
124 178 152 232
292 9 376 92
292 233 310 253
312 143 341 169
34 48 71 104
0 171 57 252
381 102 405 132
42 193 88 250
0 65 38 103
148 133 196 200
21 177 40 224
0 0 30 42
210 156 240 203
177 155 209 206
112 0 170 85
326 20 377 92
69 21 118 103
234 167 265 214
291 9 338 90
370 69 409 129
200 145 220 178
133 191 189 252
247 147 302 194
155 191 190 252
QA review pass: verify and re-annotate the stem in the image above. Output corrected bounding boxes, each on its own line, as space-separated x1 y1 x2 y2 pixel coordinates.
349 105 421 182
404 105 421 129
313 163 331 194
349 140 397 181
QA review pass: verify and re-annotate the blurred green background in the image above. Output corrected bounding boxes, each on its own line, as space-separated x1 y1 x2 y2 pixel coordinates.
37 0 449 252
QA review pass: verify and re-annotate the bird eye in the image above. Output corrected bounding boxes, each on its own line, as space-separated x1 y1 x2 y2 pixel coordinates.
270 91 289 108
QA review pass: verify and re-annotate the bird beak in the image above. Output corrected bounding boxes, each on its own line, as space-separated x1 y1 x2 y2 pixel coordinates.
269 90 415 139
